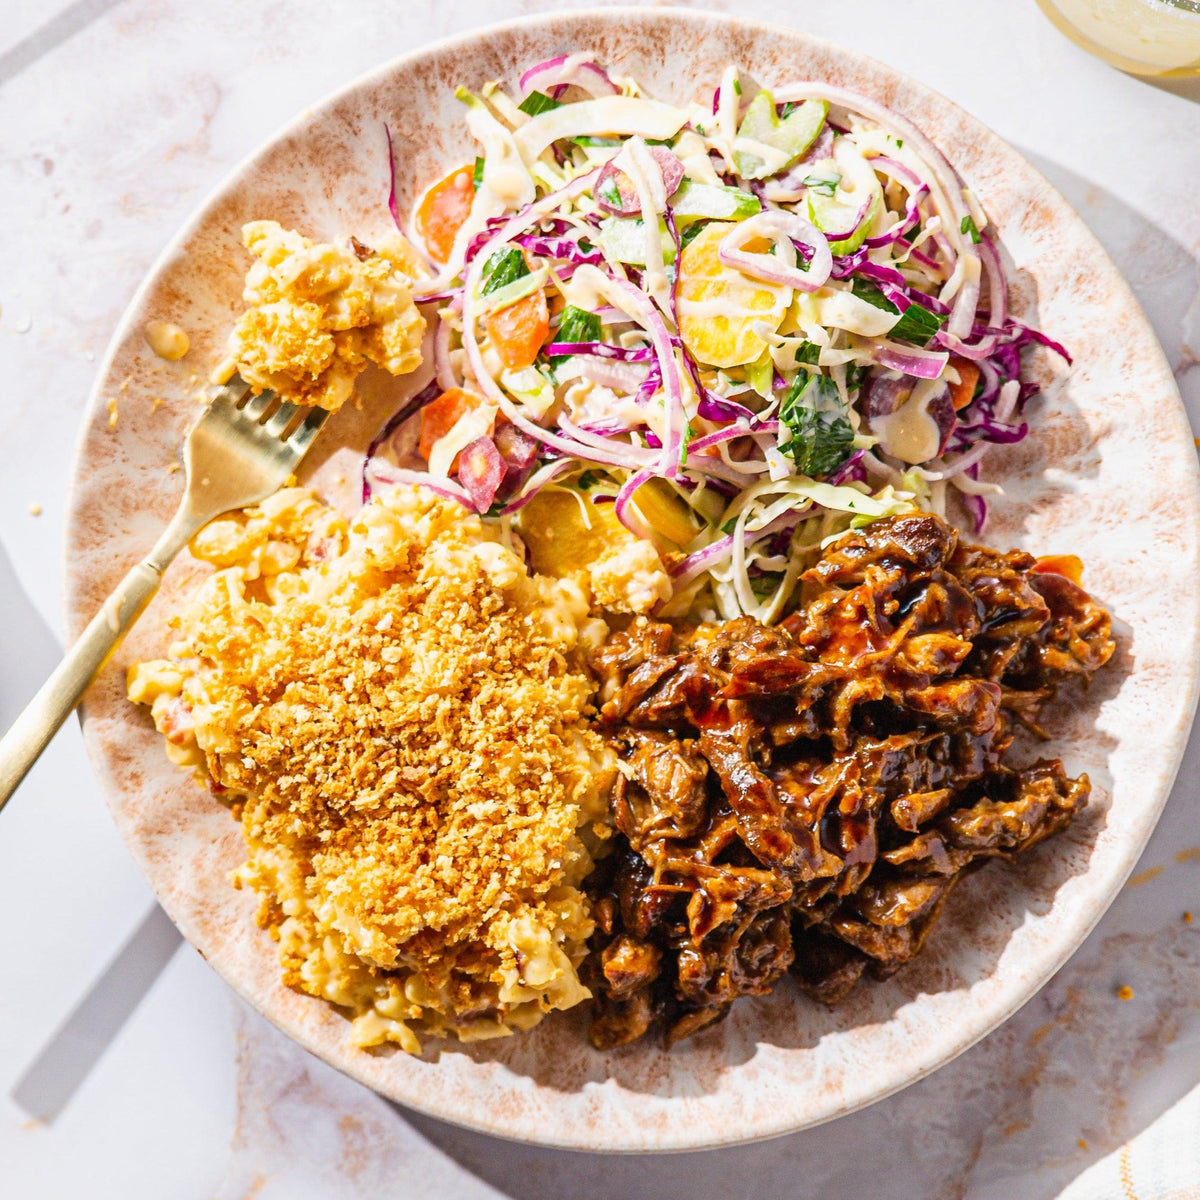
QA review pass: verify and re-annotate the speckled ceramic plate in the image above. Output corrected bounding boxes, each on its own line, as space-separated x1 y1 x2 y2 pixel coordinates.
64 8 1200 1152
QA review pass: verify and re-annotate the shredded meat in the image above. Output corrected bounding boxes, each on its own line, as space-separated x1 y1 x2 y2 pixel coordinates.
586 514 1114 1048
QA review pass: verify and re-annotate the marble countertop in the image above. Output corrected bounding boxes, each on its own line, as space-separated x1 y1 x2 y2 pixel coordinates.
1 1 1197 1195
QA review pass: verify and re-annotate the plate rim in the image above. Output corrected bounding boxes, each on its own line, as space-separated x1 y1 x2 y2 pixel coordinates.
62 5 1200 1152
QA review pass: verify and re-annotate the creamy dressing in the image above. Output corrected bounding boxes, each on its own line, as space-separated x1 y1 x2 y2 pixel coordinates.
617 137 673 312
428 403 500 478
814 288 900 337
873 376 948 464
672 130 723 187
676 296 757 320
462 102 534 208
513 96 689 161
731 136 791 175
557 263 613 313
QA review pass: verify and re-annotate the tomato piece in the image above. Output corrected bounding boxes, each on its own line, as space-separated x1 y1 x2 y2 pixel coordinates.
418 387 488 467
947 356 981 411
1032 554 1084 585
486 289 550 370
415 166 475 263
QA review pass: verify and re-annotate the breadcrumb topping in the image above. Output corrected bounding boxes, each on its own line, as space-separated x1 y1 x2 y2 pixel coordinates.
217 221 427 411
129 487 615 1051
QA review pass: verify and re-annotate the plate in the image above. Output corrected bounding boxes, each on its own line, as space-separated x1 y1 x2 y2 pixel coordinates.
63 8 1200 1151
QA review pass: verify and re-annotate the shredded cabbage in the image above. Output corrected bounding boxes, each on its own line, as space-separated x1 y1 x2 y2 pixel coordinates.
366 59 1067 619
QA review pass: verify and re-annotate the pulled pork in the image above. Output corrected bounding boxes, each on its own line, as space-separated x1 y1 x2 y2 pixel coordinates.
586 514 1114 1049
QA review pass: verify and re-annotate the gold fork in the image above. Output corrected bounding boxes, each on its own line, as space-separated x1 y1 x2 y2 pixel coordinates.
0 376 329 813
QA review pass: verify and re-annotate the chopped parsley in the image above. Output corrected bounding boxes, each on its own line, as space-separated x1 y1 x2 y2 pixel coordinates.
472 156 484 191
960 214 982 244
517 90 560 117
851 278 945 347
480 246 530 295
550 305 601 362
596 172 625 211
801 172 840 197
779 374 854 478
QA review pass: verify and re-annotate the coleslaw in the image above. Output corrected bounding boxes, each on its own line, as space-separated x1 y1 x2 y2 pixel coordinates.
365 55 1068 622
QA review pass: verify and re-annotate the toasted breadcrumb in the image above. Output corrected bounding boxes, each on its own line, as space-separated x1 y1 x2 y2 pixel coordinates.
129 487 614 1051
217 221 427 411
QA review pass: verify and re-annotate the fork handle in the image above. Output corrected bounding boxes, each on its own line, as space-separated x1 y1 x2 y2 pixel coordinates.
0 511 198 815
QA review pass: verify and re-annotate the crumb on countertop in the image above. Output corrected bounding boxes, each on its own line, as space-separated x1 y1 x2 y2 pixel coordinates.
1116 985 1134 1001
28 502 41 516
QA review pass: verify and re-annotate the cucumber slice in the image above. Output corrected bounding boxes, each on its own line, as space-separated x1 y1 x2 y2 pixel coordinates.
597 216 673 266
805 137 884 255
733 92 828 180
745 348 775 399
671 179 761 221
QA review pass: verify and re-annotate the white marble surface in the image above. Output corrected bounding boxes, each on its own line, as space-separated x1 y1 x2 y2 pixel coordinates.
0 0 1197 1195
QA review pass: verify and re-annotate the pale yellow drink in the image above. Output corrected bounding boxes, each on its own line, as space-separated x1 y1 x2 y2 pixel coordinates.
1037 0 1200 75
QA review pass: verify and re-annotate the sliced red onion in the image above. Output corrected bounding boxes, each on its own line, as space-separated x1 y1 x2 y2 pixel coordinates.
816 196 874 245
362 379 442 502
457 436 505 513
364 461 472 508
558 415 659 463
613 467 657 540
869 154 926 193
384 124 403 232
864 166 927 250
935 441 992 481
593 305 634 324
669 513 799 586
688 424 755 454
718 211 832 292
604 275 686 477
941 234 1010 359
518 54 618 99
910 247 944 275
869 341 950 379
498 458 577 515
544 341 653 361
595 146 685 215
